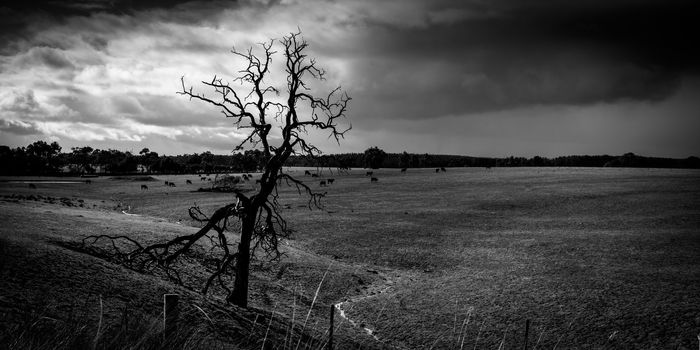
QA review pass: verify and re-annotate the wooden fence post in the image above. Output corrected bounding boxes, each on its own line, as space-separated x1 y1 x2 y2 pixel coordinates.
163 294 179 341
328 305 334 350
523 319 530 350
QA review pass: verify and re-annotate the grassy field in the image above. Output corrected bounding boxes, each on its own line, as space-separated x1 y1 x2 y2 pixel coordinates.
1 167 699 349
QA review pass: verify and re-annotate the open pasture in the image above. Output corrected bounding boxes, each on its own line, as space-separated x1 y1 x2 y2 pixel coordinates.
283 167 700 349
2 167 700 349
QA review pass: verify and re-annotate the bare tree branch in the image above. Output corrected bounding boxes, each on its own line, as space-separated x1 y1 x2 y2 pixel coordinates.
83 31 350 307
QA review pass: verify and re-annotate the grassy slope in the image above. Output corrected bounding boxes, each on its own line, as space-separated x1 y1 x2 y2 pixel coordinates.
0 179 380 349
2 167 700 349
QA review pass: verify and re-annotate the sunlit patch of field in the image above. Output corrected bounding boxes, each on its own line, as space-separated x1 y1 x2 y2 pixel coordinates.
1 167 699 349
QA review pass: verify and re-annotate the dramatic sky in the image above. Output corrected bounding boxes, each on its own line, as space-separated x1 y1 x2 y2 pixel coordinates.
1 0 699 157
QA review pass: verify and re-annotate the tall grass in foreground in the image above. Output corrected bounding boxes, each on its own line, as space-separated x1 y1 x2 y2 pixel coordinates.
0 268 366 350
0 302 219 350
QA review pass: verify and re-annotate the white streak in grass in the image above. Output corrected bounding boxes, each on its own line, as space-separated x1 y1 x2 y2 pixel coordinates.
283 283 298 349
92 295 103 350
333 285 392 342
193 304 214 326
472 319 485 350
261 303 277 350
295 264 331 350
532 328 546 350
459 307 473 350
497 325 509 350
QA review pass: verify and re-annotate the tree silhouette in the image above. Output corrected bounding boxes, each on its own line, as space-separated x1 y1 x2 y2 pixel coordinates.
83 32 350 307
26 140 61 174
363 146 387 169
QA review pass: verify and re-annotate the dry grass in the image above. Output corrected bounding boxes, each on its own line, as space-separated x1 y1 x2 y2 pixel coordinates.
2 167 700 349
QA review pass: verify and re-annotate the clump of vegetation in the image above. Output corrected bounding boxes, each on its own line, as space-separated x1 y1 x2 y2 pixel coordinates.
196 175 244 193
213 175 242 188
109 176 158 182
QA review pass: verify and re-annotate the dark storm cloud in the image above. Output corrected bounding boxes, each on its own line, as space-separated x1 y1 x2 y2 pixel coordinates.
345 0 700 119
0 0 236 17
363 0 700 71
0 0 236 53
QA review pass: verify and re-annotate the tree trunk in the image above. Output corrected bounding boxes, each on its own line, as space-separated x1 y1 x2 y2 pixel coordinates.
229 211 255 307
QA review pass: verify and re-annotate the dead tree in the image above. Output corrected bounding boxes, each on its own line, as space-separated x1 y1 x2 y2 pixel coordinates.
83 32 350 308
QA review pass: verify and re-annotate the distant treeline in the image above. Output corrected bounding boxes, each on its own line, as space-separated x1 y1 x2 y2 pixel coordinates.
0 141 266 176
288 151 700 169
1 141 698 176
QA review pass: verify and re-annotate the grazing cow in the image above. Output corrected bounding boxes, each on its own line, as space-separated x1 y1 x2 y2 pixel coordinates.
400 168 407 173
28 183 37 189
242 174 249 181
207 178 212 181
440 167 446 172
327 178 335 184
168 182 176 187
311 173 319 178
84 179 92 184
164 181 169 185
247 173 252 177
366 171 373 176
370 177 378 182
320 180 327 187
435 168 440 173
141 185 149 190
304 170 312 176
200 176 206 181
186 179 192 184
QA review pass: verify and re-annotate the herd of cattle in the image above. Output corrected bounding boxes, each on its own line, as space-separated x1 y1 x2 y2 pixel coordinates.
138 167 450 190
25 168 449 191
304 167 447 186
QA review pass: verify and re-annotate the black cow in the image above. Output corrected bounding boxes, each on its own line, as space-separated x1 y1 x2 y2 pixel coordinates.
186 179 192 184
304 170 312 176
366 171 373 176
440 167 446 172
311 173 319 178
141 185 149 190
168 182 176 187
320 180 327 187
164 181 169 185
327 178 335 184
370 177 378 182
435 168 440 173
400 168 407 173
